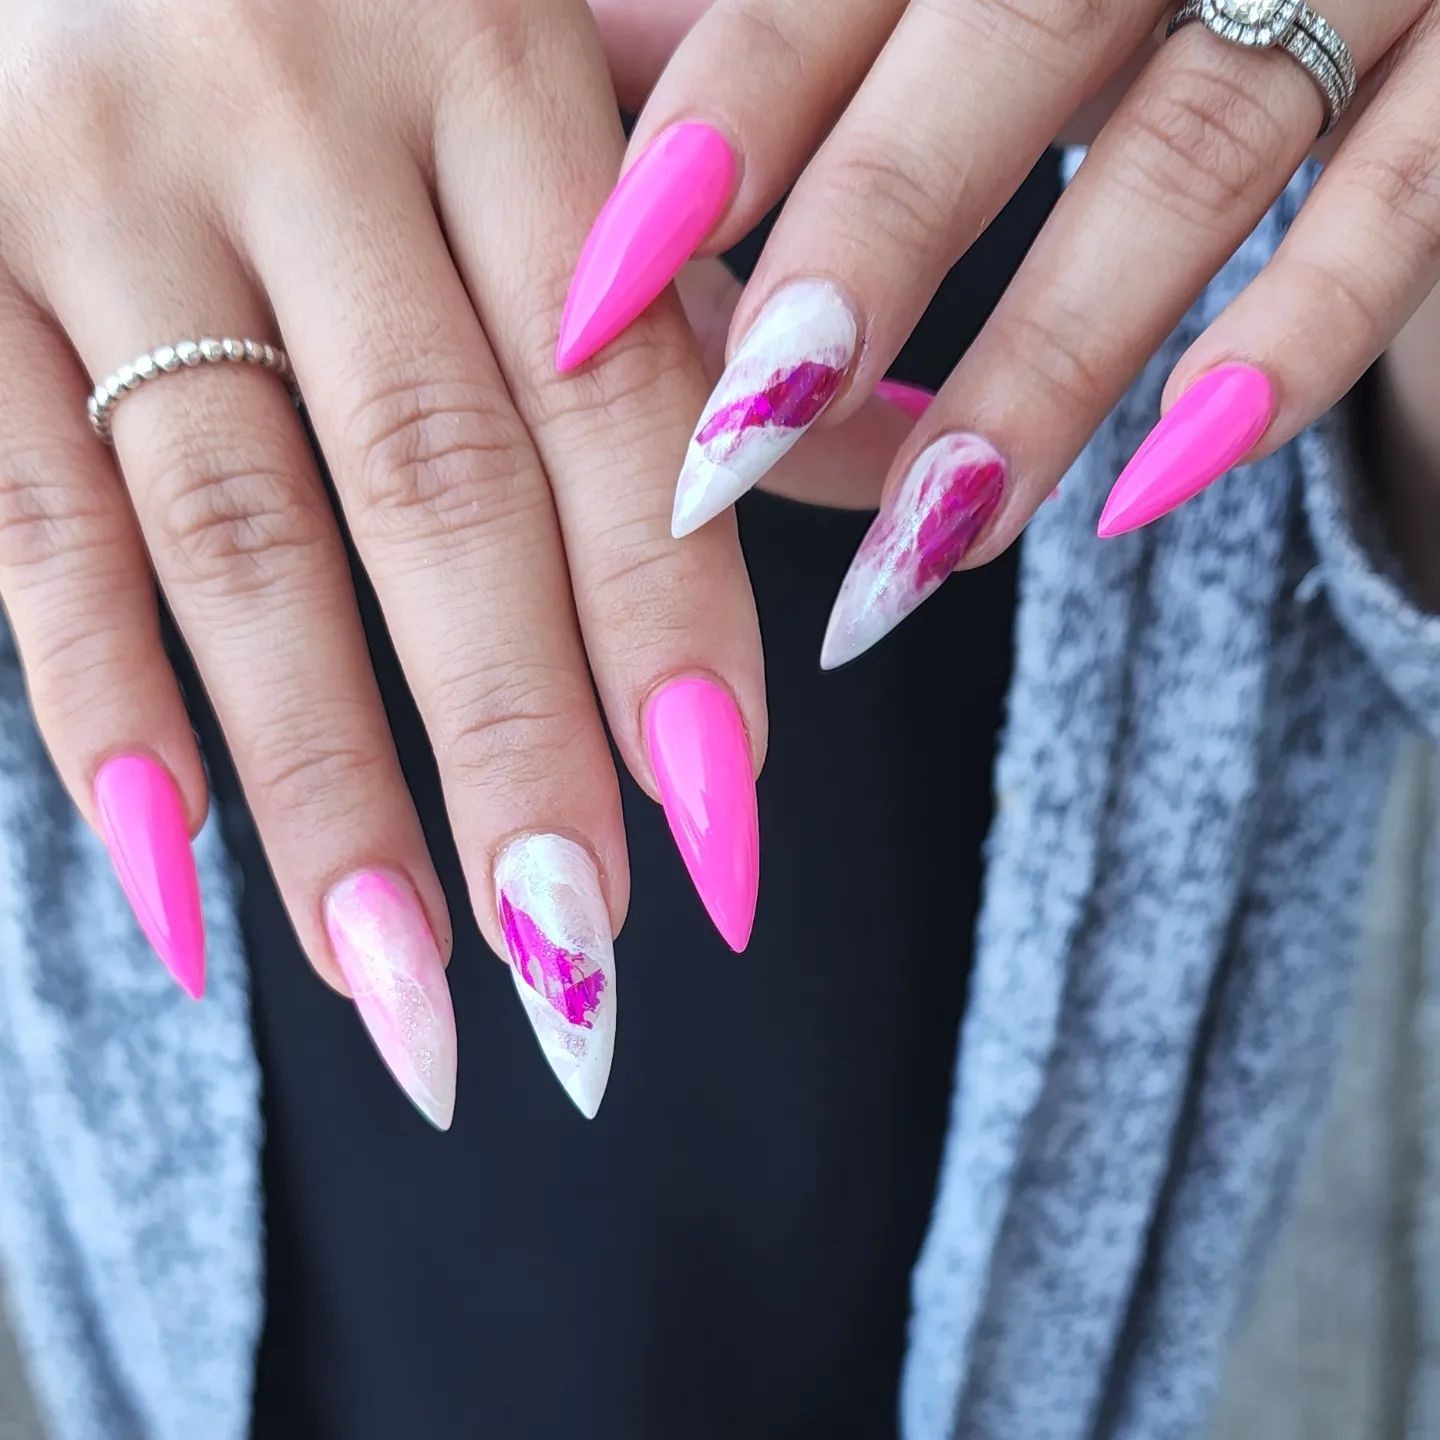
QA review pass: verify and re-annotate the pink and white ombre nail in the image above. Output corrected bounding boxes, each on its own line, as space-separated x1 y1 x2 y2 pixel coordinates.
821 433 1006 670
495 834 615 1120
672 280 858 537
324 871 457 1131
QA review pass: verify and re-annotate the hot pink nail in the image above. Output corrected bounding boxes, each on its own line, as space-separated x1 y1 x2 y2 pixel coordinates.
645 677 759 952
1098 363 1275 537
324 871 457 1131
821 433 1005 670
874 380 935 421
557 122 735 373
93 754 206 999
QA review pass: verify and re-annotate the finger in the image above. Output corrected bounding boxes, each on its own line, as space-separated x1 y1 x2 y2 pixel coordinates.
433 4 763 954
669 0 1167 534
557 0 906 371
48 221 458 1128
588 0 712 110
0 281 209 997
676 257 917 508
246 139 624 1118
821 0 1414 668
1099 8 1440 534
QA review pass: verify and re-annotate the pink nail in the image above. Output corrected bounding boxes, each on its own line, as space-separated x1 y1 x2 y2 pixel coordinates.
645 677 759 952
324 871 457 1131
557 122 735 373
874 380 935 421
93 754 206 999
1098 363 1275 538
821 433 1005 670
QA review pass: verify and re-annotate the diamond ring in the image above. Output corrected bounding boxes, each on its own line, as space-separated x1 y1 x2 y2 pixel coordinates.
1167 0 1357 135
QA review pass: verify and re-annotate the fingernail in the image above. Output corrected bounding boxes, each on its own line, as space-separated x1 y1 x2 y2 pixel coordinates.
495 834 615 1120
874 379 935 421
821 433 1005 670
1098 363 1274 538
645 677 759 952
93 754 206 999
672 280 858 537
324 871 457 1131
557 122 735 373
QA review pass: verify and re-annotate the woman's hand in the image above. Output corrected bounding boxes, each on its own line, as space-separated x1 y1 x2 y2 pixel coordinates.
0 0 772 1125
582 0 1440 666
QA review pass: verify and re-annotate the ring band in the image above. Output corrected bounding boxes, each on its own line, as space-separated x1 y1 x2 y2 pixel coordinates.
87 337 297 445
1167 0 1357 136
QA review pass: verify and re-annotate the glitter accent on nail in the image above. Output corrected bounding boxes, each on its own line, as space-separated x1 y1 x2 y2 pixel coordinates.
673 280 857 536
821 433 1006 670
325 871 457 1130
495 834 616 1119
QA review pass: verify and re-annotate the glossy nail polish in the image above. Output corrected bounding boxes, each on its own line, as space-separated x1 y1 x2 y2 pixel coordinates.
874 379 935 421
324 871 457 1131
645 677 759 952
672 280 858 537
495 834 615 1120
1098 363 1275 537
821 433 1005 670
93 754 206 999
557 122 735 372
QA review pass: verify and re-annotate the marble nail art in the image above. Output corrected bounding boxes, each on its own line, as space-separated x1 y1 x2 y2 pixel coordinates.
325 870 458 1131
820 433 1005 670
672 280 857 537
495 834 616 1119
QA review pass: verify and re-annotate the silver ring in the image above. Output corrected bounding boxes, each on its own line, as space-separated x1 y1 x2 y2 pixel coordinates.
87 337 298 445
1167 0 1357 136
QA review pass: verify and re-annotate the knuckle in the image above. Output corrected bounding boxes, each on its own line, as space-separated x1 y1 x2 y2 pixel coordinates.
244 721 390 826
531 320 698 440
1122 66 1289 221
819 138 959 256
434 661 593 787
724 3 809 82
1354 144 1440 267
342 375 536 544
147 439 332 595
0 447 117 576
990 298 1114 415
924 0 1108 57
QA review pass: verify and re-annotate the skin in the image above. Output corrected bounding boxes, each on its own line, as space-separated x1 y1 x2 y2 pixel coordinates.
615 0 1440 578
1 0 1433 1004
0 0 784 991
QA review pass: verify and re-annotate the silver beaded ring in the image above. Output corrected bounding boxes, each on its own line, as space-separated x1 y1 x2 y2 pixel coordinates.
86 337 298 445
1167 0 1357 136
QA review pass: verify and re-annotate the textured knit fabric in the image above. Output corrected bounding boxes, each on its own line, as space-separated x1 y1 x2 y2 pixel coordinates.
902 166 1440 1439
1 164 1439 1440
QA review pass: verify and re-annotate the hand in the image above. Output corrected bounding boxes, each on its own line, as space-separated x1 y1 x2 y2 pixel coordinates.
579 0 1440 666
0 0 770 1125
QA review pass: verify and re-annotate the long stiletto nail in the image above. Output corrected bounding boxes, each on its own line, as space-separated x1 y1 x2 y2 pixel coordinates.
874 379 935 421
557 122 735 373
645 677 759 952
93 754 206 999
672 280 858 537
495 834 615 1120
1098 363 1275 538
324 871 457 1131
821 433 1005 670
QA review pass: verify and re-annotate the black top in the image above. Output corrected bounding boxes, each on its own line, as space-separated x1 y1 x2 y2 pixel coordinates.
188 159 1057 1440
